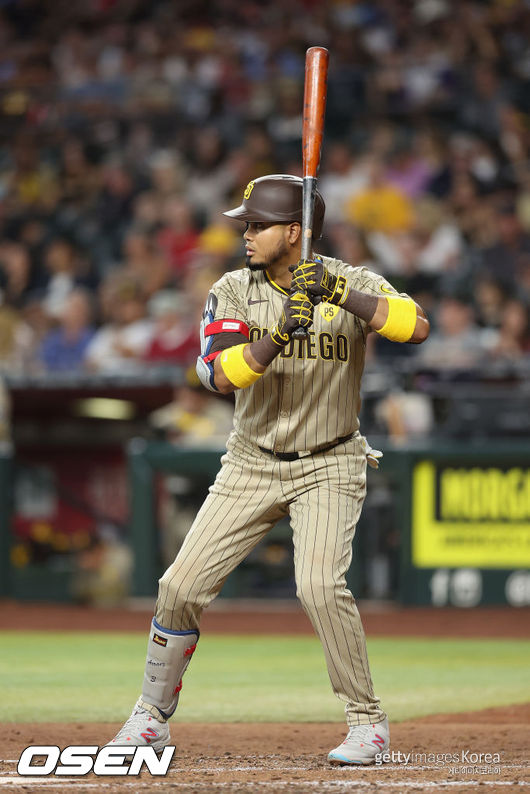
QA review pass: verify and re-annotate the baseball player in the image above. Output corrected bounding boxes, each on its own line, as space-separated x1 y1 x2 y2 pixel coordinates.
107 174 429 765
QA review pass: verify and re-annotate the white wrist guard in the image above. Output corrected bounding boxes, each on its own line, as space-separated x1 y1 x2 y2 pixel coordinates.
141 619 199 720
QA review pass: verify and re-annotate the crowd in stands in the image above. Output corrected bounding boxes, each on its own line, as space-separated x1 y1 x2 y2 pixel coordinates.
0 0 529 383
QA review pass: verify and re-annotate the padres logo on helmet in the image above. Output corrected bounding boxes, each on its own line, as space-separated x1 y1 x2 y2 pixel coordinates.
244 181 255 200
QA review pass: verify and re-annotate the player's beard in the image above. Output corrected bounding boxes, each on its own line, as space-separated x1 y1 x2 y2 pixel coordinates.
246 237 290 271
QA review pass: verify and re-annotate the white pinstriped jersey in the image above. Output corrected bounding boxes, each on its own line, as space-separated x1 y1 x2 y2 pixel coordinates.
198 255 405 454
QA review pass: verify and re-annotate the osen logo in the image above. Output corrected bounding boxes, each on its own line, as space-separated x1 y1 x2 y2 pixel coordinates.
244 181 255 199
17 745 175 776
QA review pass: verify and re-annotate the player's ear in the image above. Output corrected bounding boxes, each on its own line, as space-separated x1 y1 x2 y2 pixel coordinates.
287 223 301 244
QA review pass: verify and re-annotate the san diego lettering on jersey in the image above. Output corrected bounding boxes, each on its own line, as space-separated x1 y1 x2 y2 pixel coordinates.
249 327 349 362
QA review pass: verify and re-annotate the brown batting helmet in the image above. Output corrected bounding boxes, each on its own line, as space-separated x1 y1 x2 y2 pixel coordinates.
223 174 325 239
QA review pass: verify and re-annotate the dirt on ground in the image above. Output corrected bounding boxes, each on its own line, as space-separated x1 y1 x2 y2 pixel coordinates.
1 601 529 792
0 706 528 793
1 600 529 637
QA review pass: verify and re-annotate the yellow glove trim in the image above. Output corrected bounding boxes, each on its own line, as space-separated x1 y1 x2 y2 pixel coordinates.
328 275 349 306
290 292 313 324
377 296 417 342
220 344 263 389
269 323 289 346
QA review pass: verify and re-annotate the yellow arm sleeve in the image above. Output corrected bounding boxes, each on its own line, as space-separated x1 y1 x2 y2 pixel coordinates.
219 344 263 389
376 296 417 342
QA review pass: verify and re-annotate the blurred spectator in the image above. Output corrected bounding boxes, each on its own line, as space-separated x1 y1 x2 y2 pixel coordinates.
384 139 432 199
197 217 241 263
478 201 530 294
20 296 51 363
488 299 530 360
149 368 233 447
148 150 185 200
0 242 37 309
318 141 368 224
73 525 133 607
85 281 153 374
59 138 101 210
267 78 303 165
0 300 36 375
376 390 434 443
327 224 378 272
144 290 199 366
181 252 232 316
345 157 414 233
448 172 494 247
498 105 529 168
39 289 95 373
415 294 490 369
474 278 510 330
41 237 92 321
242 126 278 179
94 161 137 259
119 227 169 298
368 196 463 278
156 196 200 283
460 62 508 142
186 127 235 222
131 191 163 234
4 134 58 213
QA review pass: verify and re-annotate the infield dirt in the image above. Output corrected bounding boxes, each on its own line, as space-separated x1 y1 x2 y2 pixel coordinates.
1 602 528 792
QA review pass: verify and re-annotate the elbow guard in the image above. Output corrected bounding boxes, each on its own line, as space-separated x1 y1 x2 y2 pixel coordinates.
197 307 250 392
196 351 220 392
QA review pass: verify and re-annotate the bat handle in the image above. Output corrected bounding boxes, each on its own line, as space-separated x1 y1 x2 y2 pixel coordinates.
292 325 309 340
291 174 318 341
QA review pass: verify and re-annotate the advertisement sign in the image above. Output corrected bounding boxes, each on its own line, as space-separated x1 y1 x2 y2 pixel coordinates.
412 461 530 569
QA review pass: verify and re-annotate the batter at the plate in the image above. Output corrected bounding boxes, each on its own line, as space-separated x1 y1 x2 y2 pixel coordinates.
107 174 430 765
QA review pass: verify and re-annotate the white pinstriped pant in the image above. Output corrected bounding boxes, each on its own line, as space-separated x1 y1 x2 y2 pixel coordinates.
156 432 386 726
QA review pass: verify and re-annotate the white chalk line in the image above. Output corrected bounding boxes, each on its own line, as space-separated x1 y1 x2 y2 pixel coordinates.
0 777 528 789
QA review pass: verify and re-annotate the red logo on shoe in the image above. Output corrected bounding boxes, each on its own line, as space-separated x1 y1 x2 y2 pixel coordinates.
173 679 183 695
140 727 159 743
372 733 386 750
184 644 197 657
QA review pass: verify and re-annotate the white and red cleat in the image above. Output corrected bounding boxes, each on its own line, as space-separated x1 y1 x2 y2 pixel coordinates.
106 698 170 754
328 717 390 765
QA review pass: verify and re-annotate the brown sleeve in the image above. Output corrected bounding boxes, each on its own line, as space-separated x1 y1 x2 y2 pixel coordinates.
208 332 249 355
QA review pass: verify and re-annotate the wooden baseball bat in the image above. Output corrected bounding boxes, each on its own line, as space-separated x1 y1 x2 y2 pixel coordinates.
292 46 329 341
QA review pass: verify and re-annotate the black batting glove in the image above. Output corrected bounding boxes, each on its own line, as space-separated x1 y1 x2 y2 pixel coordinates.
269 290 314 346
289 258 350 306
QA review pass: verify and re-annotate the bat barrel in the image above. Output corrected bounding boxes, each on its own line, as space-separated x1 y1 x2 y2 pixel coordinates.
302 47 329 180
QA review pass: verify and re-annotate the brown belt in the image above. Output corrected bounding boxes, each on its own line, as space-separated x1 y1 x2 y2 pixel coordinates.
259 433 354 462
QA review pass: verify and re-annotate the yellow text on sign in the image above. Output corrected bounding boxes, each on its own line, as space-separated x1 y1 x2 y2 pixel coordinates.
412 461 530 568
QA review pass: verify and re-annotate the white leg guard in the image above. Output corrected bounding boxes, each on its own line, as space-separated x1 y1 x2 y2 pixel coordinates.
141 619 199 720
